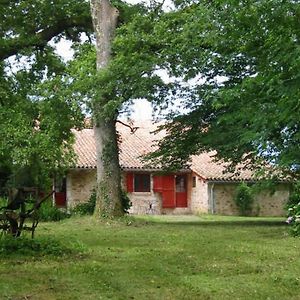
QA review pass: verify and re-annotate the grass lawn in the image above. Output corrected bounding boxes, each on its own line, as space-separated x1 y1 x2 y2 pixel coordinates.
0 215 299 300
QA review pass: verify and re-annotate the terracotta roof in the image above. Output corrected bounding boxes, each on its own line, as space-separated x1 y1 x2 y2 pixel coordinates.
73 120 165 170
73 129 97 169
73 121 255 181
191 152 254 181
118 121 165 170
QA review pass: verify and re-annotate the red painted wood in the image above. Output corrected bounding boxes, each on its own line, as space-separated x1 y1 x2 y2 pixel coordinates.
126 172 134 193
175 175 188 207
161 175 175 208
176 192 188 207
153 175 163 192
55 192 66 207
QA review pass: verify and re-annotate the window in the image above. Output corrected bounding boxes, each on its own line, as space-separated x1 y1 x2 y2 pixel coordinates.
176 175 186 193
134 174 151 192
192 176 196 188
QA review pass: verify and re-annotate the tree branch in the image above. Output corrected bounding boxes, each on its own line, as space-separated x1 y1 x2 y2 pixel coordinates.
116 120 139 133
0 16 93 61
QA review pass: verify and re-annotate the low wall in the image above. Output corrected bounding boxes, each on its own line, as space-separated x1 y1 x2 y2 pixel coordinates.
212 183 290 216
128 192 162 215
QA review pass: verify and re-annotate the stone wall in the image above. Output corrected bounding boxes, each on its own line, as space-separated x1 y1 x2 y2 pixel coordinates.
66 169 290 217
128 192 162 215
212 183 290 216
126 173 162 214
190 174 209 214
66 169 97 208
255 185 290 216
126 173 194 215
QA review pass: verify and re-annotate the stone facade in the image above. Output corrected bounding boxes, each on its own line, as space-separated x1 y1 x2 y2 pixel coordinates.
211 183 290 217
126 173 191 215
65 169 290 216
66 169 97 208
190 174 210 214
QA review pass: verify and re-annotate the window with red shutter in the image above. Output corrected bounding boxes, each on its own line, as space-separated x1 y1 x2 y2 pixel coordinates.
134 174 151 192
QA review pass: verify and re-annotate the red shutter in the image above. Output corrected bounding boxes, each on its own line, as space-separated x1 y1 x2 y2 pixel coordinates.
126 173 134 193
55 192 66 207
161 175 176 208
153 175 163 192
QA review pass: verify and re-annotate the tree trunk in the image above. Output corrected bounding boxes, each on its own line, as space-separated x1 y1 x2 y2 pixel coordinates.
90 0 123 217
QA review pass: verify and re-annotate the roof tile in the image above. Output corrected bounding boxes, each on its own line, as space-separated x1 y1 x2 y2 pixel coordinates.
73 121 255 181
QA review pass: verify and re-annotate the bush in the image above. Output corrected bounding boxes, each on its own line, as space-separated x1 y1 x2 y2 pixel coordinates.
121 189 132 214
287 181 300 207
73 190 96 215
286 182 300 236
0 197 7 208
38 199 70 222
234 182 254 216
72 189 132 215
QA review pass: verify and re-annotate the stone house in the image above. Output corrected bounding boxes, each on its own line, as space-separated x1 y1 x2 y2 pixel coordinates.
54 122 290 216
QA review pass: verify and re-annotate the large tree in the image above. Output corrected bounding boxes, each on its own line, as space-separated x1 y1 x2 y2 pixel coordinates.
0 0 164 216
88 0 170 216
2 0 298 216
90 0 122 216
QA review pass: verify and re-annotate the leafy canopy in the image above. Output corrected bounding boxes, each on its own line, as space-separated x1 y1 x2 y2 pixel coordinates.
1 0 299 188
100 0 300 178
0 0 93 188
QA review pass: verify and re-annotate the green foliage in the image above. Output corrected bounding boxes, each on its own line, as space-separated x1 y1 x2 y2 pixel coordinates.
73 188 131 215
107 0 300 179
287 181 300 207
121 189 132 214
286 203 300 237
38 200 70 222
234 182 254 216
73 190 96 215
0 0 90 190
286 181 300 236
3 0 298 217
0 197 7 208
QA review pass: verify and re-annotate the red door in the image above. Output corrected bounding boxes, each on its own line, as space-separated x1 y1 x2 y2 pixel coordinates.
175 175 187 207
153 175 176 208
161 175 176 208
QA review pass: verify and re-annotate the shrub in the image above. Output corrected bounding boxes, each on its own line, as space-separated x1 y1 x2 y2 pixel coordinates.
234 182 254 216
73 190 96 215
286 182 300 236
287 181 300 207
121 189 132 214
0 197 7 208
38 199 70 222
72 189 132 215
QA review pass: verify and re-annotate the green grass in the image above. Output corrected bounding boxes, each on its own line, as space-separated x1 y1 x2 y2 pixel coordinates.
0 215 299 300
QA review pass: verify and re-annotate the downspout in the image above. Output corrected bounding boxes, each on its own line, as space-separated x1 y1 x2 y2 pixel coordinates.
210 183 215 214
